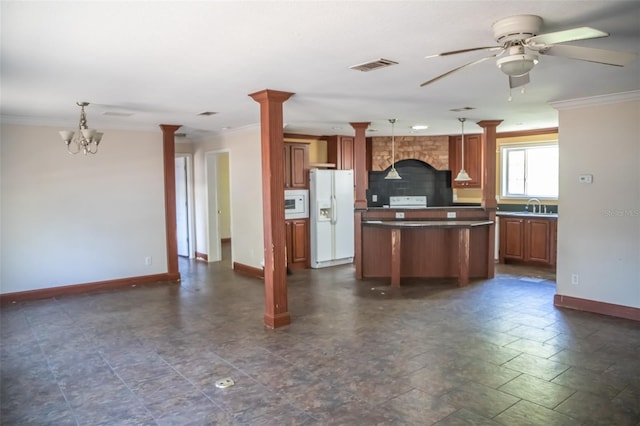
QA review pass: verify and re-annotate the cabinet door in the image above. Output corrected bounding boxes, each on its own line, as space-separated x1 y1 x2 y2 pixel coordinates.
501 218 525 260
449 135 482 188
290 219 308 264
525 218 551 264
283 145 292 188
340 136 354 171
289 143 308 188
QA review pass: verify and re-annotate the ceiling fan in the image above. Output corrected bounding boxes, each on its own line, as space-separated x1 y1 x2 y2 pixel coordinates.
420 15 637 89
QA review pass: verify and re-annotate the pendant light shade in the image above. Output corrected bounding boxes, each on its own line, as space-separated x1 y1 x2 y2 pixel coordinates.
454 117 472 182
385 118 402 180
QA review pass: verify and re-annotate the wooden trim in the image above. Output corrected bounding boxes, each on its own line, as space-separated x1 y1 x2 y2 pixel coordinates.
233 262 264 279
160 124 182 279
0 273 180 304
354 211 363 279
221 238 231 244
497 127 558 138
195 251 209 261
283 133 322 141
554 294 640 322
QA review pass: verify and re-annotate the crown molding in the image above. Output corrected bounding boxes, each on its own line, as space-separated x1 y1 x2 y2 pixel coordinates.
550 90 640 111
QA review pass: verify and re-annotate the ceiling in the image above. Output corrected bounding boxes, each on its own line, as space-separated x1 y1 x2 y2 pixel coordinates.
1 1 639 140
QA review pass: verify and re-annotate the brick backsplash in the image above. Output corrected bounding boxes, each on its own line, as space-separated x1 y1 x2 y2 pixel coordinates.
371 135 449 171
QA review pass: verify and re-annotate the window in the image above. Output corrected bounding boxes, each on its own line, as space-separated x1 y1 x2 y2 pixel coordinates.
501 142 558 199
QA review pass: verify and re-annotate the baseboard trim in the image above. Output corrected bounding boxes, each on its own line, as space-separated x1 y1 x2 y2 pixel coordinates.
0 273 180 304
554 294 640 322
233 262 264 279
195 251 209 261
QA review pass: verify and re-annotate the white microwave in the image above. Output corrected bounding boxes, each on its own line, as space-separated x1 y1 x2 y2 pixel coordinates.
284 189 309 219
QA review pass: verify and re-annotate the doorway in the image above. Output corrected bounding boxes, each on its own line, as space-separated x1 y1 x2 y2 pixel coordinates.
205 151 231 262
175 154 195 258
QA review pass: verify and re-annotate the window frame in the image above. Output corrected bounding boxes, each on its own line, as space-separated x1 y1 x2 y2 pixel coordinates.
499 140 559 201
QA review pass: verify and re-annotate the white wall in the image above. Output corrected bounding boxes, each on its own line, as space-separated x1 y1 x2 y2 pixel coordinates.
554 92 640 309
0 124 167 294
193 126 264 268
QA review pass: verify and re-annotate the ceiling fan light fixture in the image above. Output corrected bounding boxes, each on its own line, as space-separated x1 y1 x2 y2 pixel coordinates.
497 53 539 76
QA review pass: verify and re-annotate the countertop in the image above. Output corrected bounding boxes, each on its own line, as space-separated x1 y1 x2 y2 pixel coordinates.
363 220 494 228
496 211 558 218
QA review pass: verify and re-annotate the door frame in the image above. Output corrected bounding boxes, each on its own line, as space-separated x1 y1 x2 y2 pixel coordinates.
175 153 195 259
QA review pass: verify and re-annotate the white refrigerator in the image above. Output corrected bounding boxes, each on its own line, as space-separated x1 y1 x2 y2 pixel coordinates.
310 169 355 268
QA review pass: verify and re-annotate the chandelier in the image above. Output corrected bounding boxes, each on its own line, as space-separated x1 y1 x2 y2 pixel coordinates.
59 102 103 155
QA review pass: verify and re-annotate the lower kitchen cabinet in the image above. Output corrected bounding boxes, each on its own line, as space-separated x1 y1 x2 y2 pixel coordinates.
285 218 309 268
499 215 557 267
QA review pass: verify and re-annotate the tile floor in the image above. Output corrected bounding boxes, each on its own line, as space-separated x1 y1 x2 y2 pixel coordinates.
1 251 639 425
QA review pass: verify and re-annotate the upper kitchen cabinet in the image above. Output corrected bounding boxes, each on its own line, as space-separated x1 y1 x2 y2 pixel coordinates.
326 136 354 171
449 134 482 188
284 142 309 188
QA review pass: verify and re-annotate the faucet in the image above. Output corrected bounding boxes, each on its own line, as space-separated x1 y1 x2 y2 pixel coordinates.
526 198 541 213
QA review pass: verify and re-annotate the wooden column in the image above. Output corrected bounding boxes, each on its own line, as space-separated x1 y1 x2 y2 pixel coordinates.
160 124 182 281
476 120 502 279
249 89 294 329
350 122 370 209
350 122 369 279
457 228 470 286
390 228 401 288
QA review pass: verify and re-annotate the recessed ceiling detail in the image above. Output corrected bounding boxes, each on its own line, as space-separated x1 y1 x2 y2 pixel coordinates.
449 107 476 112
349 58 398 72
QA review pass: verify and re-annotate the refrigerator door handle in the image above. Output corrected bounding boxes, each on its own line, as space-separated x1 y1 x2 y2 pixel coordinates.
331 195 337 224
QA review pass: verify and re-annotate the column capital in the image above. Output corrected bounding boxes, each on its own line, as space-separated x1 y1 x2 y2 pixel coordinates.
475 120 503 129
249 89 295 104
159 124 182 133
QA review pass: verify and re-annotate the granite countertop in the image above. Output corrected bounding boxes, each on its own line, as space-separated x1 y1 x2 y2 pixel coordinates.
366 205 484 210
363 220 493 228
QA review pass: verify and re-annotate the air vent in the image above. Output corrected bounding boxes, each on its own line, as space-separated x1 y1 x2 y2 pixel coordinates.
350 58 398 72
103 111 133 117
449 107 476 112
198 111 217 116
175 133 187 138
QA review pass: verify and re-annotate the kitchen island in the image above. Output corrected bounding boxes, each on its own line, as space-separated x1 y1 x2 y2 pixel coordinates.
357 207 495 287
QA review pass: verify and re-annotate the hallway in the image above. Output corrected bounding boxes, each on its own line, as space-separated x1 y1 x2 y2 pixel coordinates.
1 258 638 425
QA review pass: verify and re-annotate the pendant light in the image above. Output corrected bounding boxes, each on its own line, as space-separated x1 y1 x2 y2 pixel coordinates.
384 118 402 180
454 117 472 182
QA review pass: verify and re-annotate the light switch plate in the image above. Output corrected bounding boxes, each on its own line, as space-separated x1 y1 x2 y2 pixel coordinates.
578 174 593 184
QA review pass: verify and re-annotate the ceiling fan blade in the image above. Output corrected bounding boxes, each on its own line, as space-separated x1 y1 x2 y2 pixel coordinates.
509 73 530 89
526 27 608 47
541 44 637 66
425 46 502 58
420 52 502 87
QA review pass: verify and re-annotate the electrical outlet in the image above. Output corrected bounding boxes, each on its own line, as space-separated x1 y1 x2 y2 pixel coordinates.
372 194 378 202
578 174 593 184
395 212 405 219
145 256 152 266
447 212 456 219
571 273 579 285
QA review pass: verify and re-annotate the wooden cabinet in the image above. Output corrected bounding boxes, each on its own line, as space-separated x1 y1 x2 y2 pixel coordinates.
449 134 482 188
285 218 309 268
499 215 557 267
327 136 354 171
284 142 309 188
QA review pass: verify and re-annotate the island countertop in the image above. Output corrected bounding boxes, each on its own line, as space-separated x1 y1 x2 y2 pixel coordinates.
363 220 493 228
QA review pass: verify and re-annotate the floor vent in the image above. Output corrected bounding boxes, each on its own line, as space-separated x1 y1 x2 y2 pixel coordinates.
350 58 398 72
